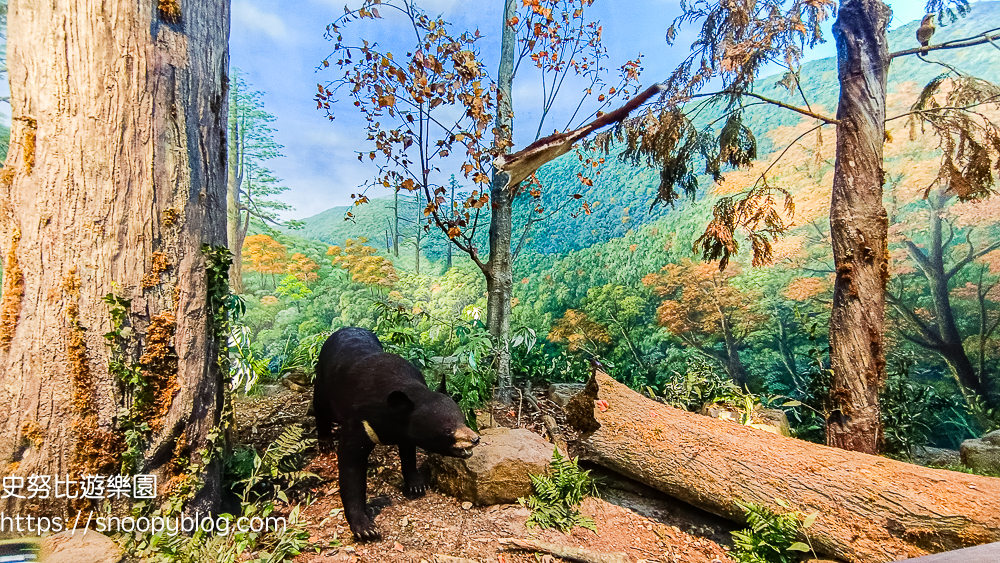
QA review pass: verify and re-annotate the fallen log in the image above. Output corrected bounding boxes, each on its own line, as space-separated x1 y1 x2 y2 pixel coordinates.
498 537 631 563
565 371 1000 563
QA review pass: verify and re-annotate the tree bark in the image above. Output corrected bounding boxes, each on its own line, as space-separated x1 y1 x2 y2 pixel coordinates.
0 0 229 516
487 0 517 404
227 89 246 295
568 371 1000 563
826 0 892 454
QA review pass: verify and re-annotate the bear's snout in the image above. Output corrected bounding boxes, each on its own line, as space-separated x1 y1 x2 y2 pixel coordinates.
452 427 480 458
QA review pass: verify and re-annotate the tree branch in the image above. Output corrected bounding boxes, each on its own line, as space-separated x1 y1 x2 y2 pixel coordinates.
945 237 1000 281
689 90 840 125
889 27 1000 60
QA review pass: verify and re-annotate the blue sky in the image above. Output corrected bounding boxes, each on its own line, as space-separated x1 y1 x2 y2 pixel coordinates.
229 0 941 220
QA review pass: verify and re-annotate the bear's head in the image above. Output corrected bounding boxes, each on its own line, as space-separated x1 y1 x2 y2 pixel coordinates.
388 390 480 458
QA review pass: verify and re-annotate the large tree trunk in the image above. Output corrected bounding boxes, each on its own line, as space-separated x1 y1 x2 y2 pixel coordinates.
568 371 1000 563
826 0 892 453
487 0 517 404
0 0 229 516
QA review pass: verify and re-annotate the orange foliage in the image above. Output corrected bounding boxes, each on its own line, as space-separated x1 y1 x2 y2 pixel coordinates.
243 234 288 274
286 253 320 282
784 277 828 301
981 249 1000 275
953 197 1000 229
643 260 767 341
327 238 398 286
547 309 610 353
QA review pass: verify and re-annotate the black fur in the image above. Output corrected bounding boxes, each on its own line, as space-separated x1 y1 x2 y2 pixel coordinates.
313 327 479 542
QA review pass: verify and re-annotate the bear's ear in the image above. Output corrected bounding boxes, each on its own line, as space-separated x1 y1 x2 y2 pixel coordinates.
387 390 415 413
437 373 447 394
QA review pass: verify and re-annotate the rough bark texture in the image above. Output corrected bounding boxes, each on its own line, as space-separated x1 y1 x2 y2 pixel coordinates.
487 0 517 405
827 0 892 453
569 371 1000 563
0 0 229 515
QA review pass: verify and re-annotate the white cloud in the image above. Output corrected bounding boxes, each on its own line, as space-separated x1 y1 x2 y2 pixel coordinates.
232 1 291 42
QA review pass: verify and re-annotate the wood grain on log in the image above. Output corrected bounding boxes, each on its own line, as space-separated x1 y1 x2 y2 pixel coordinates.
567 371 1000 563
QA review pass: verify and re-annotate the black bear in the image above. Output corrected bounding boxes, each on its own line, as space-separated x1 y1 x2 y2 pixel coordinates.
313 327 480 541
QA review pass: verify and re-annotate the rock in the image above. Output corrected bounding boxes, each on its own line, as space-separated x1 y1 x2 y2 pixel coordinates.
39 531 123 563
755 408 791 437
285 368 312 386
912 446 961 467
255 383 285 397
699 403 791 437
429 427 554 505
961 429 1000 474
280 377 309 393
548 383 586 408
476 410 498 429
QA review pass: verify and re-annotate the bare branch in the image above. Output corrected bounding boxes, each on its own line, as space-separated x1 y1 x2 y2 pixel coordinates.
689 90 840 125
890 26 1000 60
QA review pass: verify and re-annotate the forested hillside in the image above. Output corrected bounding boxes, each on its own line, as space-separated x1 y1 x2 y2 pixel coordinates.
292 3 1000 260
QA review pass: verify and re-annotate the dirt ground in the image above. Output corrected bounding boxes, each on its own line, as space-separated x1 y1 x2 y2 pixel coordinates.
233 386 737 563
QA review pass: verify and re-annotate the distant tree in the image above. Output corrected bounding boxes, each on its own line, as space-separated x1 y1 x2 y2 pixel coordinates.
228 69 299 293
276 275 313 312
547 309 611 357
642 261 768 388
599 0 1000 453
327 238 399 287
243 234 289 288
888 186 1000 412
318 0 645 402
286 252 321 283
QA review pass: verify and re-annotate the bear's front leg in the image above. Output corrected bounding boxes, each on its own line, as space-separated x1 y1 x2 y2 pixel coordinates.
338 431 379 541
398 443 426 496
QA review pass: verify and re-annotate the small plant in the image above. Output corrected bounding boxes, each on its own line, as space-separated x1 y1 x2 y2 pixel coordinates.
229 323 270 393
655 357 741 412
519 449 597 533
730 500 817 563
236 425 319 503
880 354 949 458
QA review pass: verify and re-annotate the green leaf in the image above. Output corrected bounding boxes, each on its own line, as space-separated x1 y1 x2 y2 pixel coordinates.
787 542 811 552
782 400 803 407
802 511 819 529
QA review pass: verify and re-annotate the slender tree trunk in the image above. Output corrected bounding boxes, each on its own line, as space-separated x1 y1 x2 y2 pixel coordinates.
446 181 454 271
721 320 748 389
414 190 421 275
488 0 517 405
393 188 400 258
826 0 891 454
227 93 245 294
0 0 229 516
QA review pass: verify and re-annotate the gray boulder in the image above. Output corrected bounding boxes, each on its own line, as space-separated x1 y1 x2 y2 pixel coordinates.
961 429 1000 474
548 383 586 408
429 427 554 505
40 530 122 563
